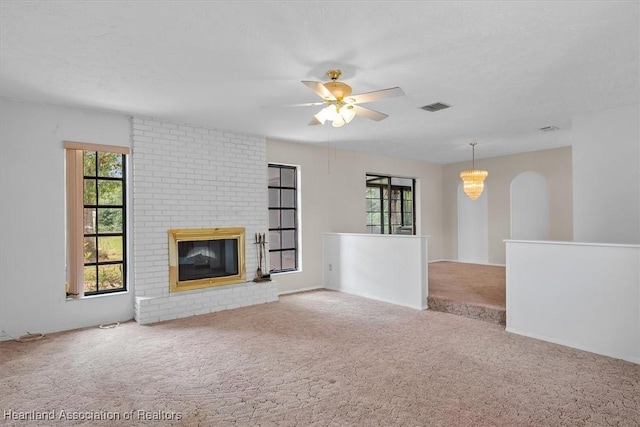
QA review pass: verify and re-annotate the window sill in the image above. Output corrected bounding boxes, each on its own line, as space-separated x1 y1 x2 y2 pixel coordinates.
66 290 129 301
270 269 301 276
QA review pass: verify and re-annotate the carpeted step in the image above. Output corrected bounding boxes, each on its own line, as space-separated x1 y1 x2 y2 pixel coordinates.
427 295 506 325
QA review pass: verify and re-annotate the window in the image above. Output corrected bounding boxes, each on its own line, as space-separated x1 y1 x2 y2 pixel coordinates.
268 164 299 273
366 174 415 235
65 141 129 297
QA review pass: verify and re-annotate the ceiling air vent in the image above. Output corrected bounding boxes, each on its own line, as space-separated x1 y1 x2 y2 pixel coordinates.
420 102 450 112
539 125 560 132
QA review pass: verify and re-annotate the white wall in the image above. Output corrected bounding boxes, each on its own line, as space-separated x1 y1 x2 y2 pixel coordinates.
443 147 573 265
510 171 549 240
267 139 443 294
457 183 489 263
323 233 428 310
573 104 640 244
0 98 133 339
506 240 640 364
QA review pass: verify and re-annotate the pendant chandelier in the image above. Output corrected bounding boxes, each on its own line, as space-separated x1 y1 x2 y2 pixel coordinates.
460 142 488 200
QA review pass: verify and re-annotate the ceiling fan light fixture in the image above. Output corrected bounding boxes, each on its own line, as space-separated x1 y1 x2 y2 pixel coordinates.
313 112 327 125
460 142 488 200
341 105 356 123
326 104 340 120
332 115 346 127
314 105 335 124
315 104 355 127
323 81 352 100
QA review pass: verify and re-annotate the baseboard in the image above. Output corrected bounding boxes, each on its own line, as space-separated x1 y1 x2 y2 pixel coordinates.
431 259 506 267
505 326 640 365
279 286 324 296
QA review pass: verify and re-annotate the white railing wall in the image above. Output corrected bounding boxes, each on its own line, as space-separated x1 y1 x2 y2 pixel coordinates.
323 233 428 310
505 240 640 363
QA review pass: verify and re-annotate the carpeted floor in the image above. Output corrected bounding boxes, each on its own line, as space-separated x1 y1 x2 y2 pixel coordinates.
428 261 506 324
1 289 638 426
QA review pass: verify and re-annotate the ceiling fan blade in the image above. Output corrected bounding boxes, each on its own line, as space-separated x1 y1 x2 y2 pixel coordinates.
302 80 335 100
269 101 326 108
348 87 405 104
353 105 389 121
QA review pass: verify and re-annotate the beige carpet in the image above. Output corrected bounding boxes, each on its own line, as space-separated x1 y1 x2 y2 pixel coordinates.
428 261 506 324
1 290 638 426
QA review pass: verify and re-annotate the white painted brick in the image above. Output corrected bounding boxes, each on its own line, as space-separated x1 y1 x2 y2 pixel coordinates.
214 296 230 305
161 122 178 130
132 116 275 322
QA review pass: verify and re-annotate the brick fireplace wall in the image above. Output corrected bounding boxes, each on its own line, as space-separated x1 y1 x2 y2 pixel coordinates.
131 117 277 324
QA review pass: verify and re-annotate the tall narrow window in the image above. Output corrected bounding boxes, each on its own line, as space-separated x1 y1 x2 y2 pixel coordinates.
65 141 129 298
366 174 415 235
268 164 299 273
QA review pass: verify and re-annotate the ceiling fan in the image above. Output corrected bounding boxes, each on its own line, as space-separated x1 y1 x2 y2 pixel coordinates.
288 69 405 127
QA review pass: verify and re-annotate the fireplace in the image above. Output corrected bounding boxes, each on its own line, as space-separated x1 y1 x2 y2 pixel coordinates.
168 227 246 292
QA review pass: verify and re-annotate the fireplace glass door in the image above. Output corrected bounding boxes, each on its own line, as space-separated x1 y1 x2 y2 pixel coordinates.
178 239 238 281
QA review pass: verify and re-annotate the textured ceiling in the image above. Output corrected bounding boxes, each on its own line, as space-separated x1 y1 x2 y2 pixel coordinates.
1 1 638 164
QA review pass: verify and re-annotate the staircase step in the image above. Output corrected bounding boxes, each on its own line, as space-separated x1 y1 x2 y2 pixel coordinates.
427 296 505 325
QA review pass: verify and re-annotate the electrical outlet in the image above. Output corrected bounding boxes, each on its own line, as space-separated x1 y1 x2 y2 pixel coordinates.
328 264 332 271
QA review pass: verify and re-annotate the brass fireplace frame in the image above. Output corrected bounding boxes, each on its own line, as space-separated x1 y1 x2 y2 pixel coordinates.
168 227 246 292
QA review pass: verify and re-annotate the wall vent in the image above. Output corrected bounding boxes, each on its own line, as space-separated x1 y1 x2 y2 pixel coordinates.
539 125 560 132
420 102 450 112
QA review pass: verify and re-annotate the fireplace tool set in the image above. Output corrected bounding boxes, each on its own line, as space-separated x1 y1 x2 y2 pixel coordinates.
253 233 270 282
